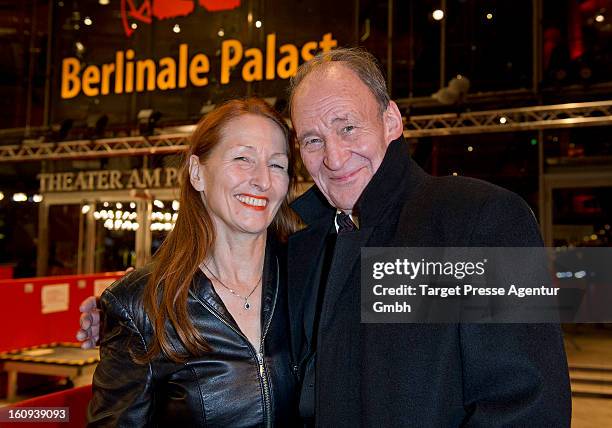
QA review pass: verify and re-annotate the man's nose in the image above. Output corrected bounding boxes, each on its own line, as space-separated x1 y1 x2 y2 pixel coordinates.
250 162 271 191
323 139 350 171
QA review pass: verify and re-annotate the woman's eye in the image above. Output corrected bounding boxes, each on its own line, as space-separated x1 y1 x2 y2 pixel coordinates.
234 156 250 162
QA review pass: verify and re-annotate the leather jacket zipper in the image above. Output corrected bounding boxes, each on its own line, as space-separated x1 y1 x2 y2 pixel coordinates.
189 257 279 428
257 257 278 428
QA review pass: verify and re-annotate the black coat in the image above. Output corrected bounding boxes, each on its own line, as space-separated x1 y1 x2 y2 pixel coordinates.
88 240 299 427
288 137 571 427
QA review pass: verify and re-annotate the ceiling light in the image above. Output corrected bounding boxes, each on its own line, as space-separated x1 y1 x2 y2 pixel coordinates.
13 193 27 202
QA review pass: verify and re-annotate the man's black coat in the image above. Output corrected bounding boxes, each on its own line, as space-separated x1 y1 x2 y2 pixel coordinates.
288 137 571 427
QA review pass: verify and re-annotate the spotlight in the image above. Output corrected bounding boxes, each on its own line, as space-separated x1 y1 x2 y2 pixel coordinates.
432 75 470 105
81 205 91 214
432 10 444 21
51 119 74 141
200 102 216 114
33 194 43 203
86 114 108 139
137 109 162 136
255 20 262 28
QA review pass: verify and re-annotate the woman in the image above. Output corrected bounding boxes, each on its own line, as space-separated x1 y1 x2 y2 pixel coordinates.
87 98 300 427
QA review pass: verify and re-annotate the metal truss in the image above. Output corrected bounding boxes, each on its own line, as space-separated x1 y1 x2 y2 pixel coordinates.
403 100 612 137
2 101 612 162
0 134 191 162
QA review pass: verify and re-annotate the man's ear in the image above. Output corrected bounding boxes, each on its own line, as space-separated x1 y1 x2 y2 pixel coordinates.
383 100 404 144
189 155 205 192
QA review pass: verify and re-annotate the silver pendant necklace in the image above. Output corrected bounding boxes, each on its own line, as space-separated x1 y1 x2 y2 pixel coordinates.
203 264 262 310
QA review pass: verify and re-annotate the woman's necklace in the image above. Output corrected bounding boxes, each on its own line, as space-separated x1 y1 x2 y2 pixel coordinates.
203 264 262 310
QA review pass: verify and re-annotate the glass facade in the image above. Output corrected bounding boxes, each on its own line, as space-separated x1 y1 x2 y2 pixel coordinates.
0 0 611 276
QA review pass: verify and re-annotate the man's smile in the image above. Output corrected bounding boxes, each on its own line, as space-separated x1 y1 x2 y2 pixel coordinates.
328 166 367 183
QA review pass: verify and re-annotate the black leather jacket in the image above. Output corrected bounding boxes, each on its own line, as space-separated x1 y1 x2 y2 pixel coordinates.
88 241 299 427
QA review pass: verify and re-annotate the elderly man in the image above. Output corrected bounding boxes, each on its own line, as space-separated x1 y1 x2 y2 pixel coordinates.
286 48 570 427
79 47 571 426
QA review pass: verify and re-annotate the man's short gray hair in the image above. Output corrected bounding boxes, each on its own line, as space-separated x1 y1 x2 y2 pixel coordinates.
288 47 390 115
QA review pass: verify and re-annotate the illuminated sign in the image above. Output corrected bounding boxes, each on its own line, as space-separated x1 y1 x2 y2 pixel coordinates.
60 32 337 99
121 0 241 37
38 168 179 192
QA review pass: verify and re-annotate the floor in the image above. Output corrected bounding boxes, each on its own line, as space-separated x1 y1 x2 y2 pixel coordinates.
1 330 611 427
566 328 612 427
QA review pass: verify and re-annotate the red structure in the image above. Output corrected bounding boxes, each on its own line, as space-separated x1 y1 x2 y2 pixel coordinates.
0 272 123 353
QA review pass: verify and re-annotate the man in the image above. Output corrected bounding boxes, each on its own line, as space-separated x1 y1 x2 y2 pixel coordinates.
79 47 571 426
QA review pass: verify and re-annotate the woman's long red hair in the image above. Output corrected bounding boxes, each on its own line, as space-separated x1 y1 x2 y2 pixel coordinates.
141 98 299 363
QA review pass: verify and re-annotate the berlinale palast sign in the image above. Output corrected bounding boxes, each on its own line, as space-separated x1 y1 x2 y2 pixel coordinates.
59 0 337 99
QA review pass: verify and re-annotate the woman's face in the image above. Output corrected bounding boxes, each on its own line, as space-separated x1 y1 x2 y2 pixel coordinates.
189 114 290 237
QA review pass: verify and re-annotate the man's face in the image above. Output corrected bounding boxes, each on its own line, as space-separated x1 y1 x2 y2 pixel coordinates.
291 63 401 212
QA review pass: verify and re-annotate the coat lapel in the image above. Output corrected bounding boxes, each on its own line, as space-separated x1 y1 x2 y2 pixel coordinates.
319 226 375 321
287 219 332 362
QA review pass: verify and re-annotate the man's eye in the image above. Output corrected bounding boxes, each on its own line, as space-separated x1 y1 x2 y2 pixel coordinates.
270 163 286 170
304 138 323 147
342 125 355 134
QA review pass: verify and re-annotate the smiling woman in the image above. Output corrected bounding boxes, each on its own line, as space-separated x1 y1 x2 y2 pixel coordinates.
87 98 301 426
189 113 291 237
